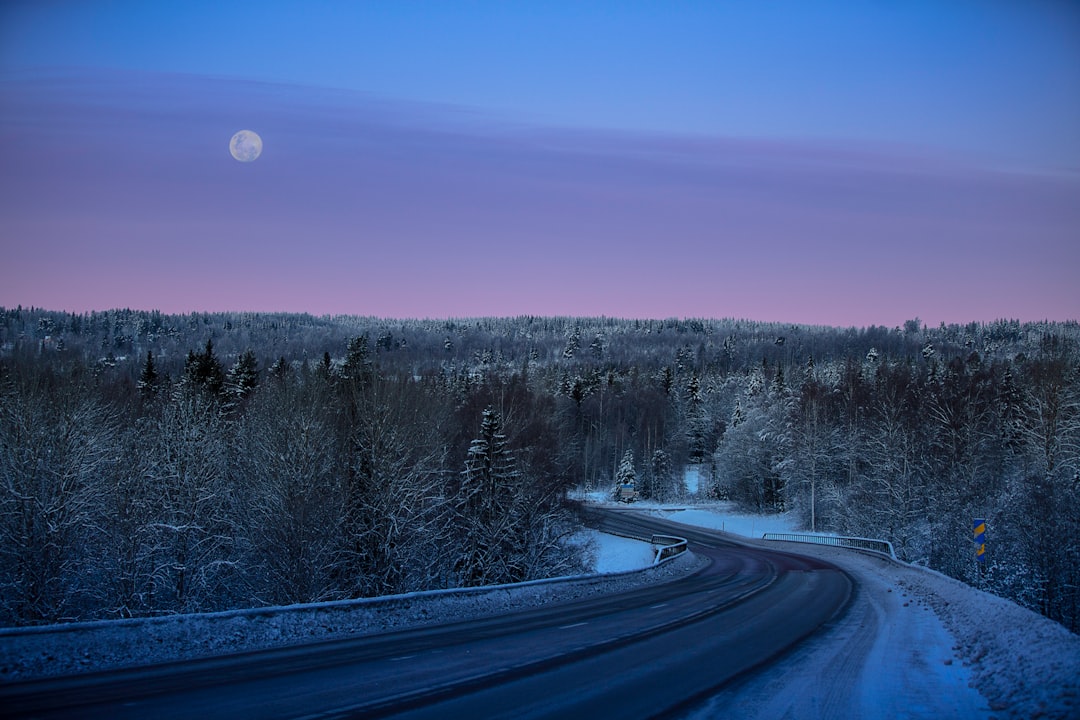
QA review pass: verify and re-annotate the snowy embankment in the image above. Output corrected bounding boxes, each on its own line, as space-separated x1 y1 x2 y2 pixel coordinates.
575 528 659 573
0 531 691 683
574 495 800 538
893 558 1080 720
652 506 1079 720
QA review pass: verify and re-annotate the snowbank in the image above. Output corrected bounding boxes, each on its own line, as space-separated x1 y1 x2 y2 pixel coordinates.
574 528 658 573
894 559 1080 720
685 533 1079 720
683 465 704 494
571 498 798 539
655 506 797 538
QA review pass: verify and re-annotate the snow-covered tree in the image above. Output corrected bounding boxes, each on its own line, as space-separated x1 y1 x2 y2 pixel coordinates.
613 449 637 502
649 449 677 503
713 381 788 513
341 380 450 597
225 349 259 401
181 339 225 397
456 406 522 586
140 393 238 613
236 390 345 605
137 350 159 397
0 385 117 623
341 335 372 384
685 374 710 462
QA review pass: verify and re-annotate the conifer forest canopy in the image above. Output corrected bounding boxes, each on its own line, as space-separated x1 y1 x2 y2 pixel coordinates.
1 308 1078 634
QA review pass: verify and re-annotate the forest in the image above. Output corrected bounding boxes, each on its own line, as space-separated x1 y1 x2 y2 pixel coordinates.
1 307 1077 633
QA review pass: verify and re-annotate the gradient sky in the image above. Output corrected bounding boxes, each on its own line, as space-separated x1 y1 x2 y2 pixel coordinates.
1 1 1077 326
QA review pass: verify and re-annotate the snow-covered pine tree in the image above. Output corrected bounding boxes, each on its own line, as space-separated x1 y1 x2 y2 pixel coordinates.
341 335 372 384
563 329 581 360
137 350 158 397
686 373 709 462
614 449 637 502
457 406 520 585
269 356 289 384
182 339 225 396
650 449 675 502
226 349 260 400
589 333 605 360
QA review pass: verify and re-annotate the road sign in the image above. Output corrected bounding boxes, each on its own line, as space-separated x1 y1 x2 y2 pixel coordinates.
974 518 986 563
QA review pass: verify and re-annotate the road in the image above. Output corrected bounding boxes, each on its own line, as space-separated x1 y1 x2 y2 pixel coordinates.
1 508 852 719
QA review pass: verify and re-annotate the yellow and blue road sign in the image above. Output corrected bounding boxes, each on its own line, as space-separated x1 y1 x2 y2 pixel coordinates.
974 518 986 562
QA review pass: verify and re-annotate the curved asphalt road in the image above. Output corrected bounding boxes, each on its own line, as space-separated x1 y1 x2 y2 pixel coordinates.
1 508 852 719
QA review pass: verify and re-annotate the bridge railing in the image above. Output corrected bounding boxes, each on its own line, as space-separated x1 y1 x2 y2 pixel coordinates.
762 532 896 560
650 534 688 565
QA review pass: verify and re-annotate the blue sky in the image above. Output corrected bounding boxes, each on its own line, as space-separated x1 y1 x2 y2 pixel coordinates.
1 1 1077 323
4 1 1078 168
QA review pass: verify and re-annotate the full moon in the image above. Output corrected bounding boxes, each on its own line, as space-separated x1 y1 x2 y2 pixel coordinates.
229 130 262 162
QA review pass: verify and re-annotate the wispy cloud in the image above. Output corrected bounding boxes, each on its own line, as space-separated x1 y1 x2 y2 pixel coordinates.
2 69 1077 325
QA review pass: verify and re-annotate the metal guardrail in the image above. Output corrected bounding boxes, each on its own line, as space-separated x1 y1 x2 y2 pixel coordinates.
650 534 688 565
762 532 896 560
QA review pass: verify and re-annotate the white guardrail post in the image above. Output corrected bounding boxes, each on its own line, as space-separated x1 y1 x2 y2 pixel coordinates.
761 532 897 560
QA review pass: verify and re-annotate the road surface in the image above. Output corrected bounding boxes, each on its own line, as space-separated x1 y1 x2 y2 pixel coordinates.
1 508 852 719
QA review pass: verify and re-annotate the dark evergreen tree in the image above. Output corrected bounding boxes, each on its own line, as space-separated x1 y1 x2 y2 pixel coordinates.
226 349 260 400
685 373 709 462
137 350 158 397
341 335 372 384
269 356 289 384
182 339 225 396
649 449 675 502
456 406 521 586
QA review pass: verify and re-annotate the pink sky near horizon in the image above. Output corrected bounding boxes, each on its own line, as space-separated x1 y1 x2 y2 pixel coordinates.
2 70 1078 328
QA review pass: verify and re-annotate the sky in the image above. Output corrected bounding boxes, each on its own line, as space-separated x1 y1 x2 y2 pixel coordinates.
1 1 1078 327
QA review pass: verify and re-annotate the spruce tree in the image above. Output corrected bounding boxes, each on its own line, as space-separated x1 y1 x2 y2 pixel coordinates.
614 449 637 502
182 339 225 396
226 349 260 400
269 356 289 384
686 373 709 462
342 336 371 377
137 350 158 397
650 449 674 502
457 406 520 585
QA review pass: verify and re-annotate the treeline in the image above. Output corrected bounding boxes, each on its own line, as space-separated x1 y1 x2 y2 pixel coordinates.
1 307 1078 632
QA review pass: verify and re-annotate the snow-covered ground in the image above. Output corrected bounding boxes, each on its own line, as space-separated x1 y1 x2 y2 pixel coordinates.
650 505 797 538
666 524 1080 720
683 465 704 494
572 495 800 539
574 528 658 573
576 503 1078 719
